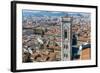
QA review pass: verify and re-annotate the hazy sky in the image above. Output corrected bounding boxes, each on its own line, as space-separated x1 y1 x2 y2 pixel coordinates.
22 9 91 18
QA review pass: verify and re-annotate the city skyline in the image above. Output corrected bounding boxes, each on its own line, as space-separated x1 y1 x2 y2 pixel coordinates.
22 9 91 63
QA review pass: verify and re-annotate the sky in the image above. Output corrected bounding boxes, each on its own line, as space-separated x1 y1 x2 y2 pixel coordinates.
22 9 91 18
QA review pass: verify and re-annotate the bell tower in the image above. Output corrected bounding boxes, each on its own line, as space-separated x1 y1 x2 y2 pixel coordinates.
61 17 72 61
